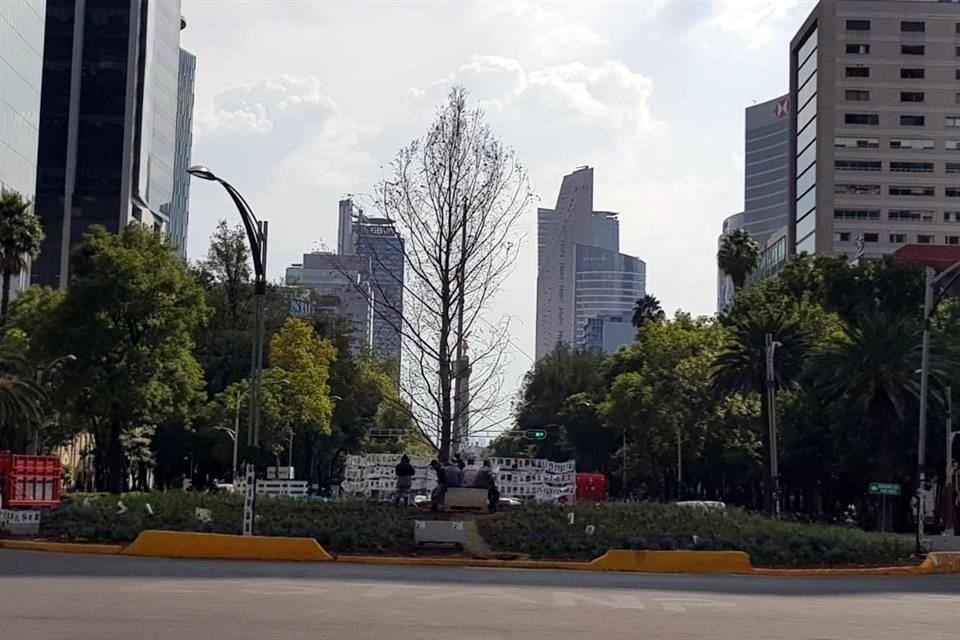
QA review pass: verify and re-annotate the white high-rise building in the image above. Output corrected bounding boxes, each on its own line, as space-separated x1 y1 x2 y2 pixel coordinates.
789 0 960 259
535 167 646 358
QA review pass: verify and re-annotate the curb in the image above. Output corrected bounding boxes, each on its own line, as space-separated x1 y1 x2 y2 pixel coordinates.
120 530 334 562
1 535 958 576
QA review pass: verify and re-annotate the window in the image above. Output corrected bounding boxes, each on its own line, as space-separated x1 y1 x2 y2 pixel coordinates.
890 138 934 149
957 23 960 34
947 116 960 128
956 93 960 105
834 209 880 220
835 183 880 195
901 92 924 103
900 115 925 126
901 21 925 33
889 209 934 221
846 89 870 101
847 19 871 31
949 236 960 245
846 43 870 54
864 233 879 242
945 211 960 222
947 141 960 151
835 137 879 148
890 161 934 173
902 44 925 56
890 186 935 197
948 163 960 174
846 113 879 125
835 232 851 242
835 160 882 171
948 188 960 198
902 68 925 79
846 66 870 78
890 233 907 243
918 235 934 244
957 46 960 57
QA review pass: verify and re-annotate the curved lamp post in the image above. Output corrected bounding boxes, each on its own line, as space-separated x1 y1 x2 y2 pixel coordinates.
33 354 77 454
188 165 268 535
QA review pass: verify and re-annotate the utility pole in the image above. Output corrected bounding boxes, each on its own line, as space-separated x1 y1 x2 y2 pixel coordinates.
452 199 468 455
765 333 781 519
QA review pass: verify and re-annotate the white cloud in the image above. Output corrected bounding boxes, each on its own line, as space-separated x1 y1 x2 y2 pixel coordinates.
475 2 607 62
698 0 811 49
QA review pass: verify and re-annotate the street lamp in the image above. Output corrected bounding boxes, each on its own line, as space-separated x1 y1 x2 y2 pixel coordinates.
216 379 292 485
765 334 783 519
33 354 77 454
189 164 268 536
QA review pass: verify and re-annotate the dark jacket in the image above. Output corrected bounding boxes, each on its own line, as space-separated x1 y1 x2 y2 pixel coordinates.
395 461 415 478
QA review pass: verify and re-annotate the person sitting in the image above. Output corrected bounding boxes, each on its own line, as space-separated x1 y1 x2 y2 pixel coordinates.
475 460 500 512
442 458 462 488
393 454 415 508
460 457 480 486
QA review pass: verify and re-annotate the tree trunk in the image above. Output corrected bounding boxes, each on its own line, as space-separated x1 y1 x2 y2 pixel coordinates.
1 266 11 316
106 415 125 494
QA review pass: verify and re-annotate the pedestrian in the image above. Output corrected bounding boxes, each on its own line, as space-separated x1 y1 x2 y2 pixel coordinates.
430 459 446 512
453 453 465 471
476 459 500 512
394 454 415 508
461 457 479 486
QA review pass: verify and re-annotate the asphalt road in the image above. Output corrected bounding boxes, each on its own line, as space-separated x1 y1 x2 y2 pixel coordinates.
0 550 958 640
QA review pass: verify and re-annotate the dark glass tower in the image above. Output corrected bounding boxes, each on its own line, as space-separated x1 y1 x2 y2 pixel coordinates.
33 0 183 288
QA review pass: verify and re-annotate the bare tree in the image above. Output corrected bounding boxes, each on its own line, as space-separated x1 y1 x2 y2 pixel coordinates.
343 87 532 460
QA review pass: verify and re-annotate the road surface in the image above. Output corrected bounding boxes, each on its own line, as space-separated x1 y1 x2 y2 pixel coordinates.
0 550 957 639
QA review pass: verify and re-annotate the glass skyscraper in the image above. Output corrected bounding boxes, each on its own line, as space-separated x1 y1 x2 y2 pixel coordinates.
166 45 196 259
33 0 184 288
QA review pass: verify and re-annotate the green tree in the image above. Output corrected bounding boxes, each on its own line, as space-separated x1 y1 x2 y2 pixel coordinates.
712 307 810 514
717 229 760 290
38 225 208 492
632 294 665 329
0 189 44 316
0 338 45 450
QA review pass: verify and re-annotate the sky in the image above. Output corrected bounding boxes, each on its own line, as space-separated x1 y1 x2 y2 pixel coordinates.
180 0 817 434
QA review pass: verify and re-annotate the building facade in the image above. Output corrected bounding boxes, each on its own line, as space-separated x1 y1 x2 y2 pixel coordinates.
33 0 183 288
166 44 195 259
0 0 46 298
536 167 646 357
789 0 960 261
285 252 374 355
744 95 791 245
716 212 744 312
337 199 404 364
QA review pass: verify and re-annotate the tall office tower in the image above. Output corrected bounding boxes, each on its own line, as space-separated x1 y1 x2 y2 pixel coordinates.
744 95 791 245
337 198 405 363
0 0 46 299
166 39 196 259
285 252 374 355
535 167 646 358
33 0 183 288
789 0 960 260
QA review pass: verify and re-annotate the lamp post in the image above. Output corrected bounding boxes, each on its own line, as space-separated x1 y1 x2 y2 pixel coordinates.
765 333 782 519
33 354 77 454
916 261 960 552
216 379 293 484
189 165 267 536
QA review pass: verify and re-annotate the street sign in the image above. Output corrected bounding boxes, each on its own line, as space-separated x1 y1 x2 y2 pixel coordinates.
869 482 901 496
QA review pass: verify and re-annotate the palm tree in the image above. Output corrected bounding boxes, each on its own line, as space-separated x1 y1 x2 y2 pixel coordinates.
632 294 665 329
0 189 44 316
807 311 953 526
0 344 45 450
712 307 809 515
718 229 760 290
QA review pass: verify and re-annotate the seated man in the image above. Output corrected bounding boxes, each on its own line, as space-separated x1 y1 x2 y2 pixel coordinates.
460 458 480 486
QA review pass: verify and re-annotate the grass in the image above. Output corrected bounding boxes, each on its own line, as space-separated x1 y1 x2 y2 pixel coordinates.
37 494 915 567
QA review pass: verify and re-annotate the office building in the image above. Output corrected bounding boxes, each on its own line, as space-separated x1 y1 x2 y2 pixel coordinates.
789 0 960 260
744 95 791 245
166 42 196 259
33 0 183 288
285 252 373 355
0 0 46 299
337 198 404 363
536 167 646 358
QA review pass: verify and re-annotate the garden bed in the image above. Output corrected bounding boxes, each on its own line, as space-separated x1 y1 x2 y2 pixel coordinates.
35 494 915 567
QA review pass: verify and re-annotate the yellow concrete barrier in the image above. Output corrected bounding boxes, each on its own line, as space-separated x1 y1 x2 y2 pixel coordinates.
0 540 123 555
590 550 753 574
121 530 333 562
920 552 960 574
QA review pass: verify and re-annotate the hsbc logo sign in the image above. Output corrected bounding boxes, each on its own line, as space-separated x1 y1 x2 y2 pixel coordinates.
774 97 790 119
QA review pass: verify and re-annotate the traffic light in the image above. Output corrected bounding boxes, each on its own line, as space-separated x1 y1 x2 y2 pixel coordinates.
524 429 547 441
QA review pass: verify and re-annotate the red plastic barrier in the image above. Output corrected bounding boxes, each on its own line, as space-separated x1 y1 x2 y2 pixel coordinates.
576 472 607 502
0 451 62 508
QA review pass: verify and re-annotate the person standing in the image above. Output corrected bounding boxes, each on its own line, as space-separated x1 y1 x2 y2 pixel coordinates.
394 455 415 507
476 460 500 512
460 457 480 486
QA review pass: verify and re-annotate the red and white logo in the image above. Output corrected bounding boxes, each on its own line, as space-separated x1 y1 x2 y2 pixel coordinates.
774 97 790 119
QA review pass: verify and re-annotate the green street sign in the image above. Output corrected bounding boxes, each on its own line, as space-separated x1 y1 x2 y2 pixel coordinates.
868 482 901 496
524 429 547 441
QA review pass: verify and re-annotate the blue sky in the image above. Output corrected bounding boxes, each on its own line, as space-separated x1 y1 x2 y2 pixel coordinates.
181 0 817 433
